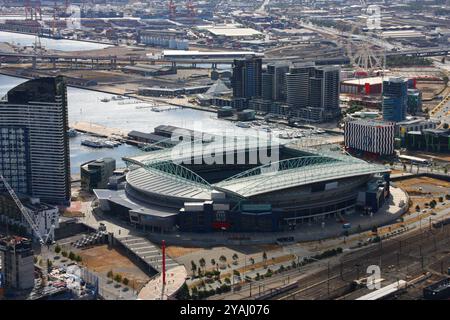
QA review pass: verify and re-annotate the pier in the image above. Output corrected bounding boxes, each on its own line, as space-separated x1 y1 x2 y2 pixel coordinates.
71 121 129 140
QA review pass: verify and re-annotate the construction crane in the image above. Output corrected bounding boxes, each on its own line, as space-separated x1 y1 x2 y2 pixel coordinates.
0 175 54 245
168 0 176 19
186 0 196 17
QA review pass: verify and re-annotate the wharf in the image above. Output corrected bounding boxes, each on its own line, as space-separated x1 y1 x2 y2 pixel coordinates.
71 121 129 140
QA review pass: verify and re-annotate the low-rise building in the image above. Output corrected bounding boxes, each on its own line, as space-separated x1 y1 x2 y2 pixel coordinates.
122 64 176 77
138 29 189 50
396 118 437 142
405 129 450 153
344 120 396 156
341 77 383 95
81 158 116 192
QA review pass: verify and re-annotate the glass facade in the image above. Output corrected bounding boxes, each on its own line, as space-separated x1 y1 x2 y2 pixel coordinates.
0 76 70 205
0 127 30 195
382 78 408 122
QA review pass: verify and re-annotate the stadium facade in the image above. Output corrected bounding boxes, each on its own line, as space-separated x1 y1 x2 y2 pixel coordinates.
94 132 391 233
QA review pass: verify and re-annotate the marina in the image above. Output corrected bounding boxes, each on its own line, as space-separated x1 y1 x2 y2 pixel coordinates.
0 74 343 175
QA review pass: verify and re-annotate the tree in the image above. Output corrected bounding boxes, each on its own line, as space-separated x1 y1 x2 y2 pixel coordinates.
219 255 227 263
68 252 76 261
61 251 68 258
54 245 61 254
114 274 122 283
249 257 255 265
210 258 216 267
107 270 114 278
47 259 53 271
122 278 129 286
445 194 450 200
415 205 420 212
262 251 267 263
232 253 239 265
199 258 206 271
443 123 449 130
439 196 444 202
191 261 197 275
191 286 198 300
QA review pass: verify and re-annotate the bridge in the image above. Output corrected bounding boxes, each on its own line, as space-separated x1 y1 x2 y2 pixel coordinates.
0 51 149 69
386 47 450 58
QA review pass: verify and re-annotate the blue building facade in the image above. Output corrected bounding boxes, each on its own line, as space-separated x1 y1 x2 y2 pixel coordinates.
382 77 408 122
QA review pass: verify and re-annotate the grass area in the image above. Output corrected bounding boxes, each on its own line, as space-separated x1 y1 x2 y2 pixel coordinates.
77 245 149 291
166 246 203 259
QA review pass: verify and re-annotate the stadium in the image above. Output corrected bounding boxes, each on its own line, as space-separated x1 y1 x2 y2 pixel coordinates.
94 131 391 233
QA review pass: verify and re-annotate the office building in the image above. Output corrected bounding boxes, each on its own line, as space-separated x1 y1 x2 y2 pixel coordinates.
231 57 262 100
285 63 340 122
382 77 408 122
261 73 273 101
407 88 422 115
344 120 396 156
309 66 341 122
286 62 315 109
81 158 117 192
0 77 70 206
266 63 290 102
0 235 34 290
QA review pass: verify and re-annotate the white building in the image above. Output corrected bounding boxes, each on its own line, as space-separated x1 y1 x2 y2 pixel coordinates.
25 199 59 242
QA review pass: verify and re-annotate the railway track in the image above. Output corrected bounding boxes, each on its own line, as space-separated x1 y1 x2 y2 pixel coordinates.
274 225 450 300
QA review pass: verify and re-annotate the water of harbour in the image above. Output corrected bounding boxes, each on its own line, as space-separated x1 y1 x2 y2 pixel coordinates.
0 31 110 51
0 75 256 175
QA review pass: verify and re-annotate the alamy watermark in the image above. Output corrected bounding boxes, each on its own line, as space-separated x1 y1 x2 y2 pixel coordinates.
366 265 382 290
169 124 281 172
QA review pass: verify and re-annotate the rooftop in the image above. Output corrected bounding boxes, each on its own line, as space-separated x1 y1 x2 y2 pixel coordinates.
342 77 383 85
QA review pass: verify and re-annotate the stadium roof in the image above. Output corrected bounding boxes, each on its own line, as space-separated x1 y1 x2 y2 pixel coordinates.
123 138 389 199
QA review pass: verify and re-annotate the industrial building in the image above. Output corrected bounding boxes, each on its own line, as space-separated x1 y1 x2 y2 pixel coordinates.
122 64 176 77
0 236 34 290
340 77 383 95
195 24 263 40
138 29 189 50
138 85 210 97
344 120 396 156
93 132 390 233
0 76 71 206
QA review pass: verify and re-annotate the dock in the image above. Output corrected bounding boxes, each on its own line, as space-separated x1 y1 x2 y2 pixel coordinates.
71 121 129 140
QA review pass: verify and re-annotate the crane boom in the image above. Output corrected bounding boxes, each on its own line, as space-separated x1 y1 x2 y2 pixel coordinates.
0 175 45 244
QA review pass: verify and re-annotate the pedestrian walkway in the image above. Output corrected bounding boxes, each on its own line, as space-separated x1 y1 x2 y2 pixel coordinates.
116 235 179 272
137 265 187 300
